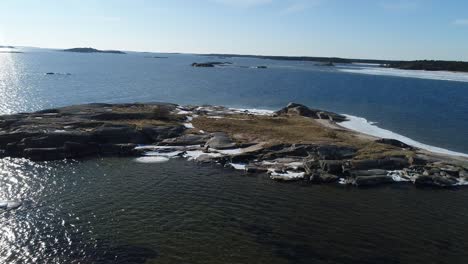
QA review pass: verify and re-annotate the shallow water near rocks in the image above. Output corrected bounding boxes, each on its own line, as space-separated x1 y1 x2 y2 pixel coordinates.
1 157 468 263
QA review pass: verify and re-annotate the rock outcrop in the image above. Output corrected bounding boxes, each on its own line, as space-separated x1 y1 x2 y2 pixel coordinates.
275 103 348 122
1 102 467 189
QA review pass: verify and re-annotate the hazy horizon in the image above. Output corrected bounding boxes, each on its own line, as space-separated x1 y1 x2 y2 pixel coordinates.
1 0 468 61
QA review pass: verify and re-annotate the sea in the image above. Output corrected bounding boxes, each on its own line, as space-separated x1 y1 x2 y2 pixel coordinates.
0 47 468 263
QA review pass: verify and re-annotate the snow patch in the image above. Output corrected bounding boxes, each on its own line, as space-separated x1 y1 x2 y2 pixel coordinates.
184 123 194 129
269 170 305 181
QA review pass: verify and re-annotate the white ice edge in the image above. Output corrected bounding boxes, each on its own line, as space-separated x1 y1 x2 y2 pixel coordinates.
339 114 468 158
183 150 223 161
144 151 182 158
337 66 468 83
230 163 247 170
135 156 170 163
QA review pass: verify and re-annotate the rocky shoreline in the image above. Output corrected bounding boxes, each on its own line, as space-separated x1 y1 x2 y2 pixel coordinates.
1 102 467 188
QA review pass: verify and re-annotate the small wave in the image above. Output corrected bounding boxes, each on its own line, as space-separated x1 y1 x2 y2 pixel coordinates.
339 114 468 158
337 67 468 83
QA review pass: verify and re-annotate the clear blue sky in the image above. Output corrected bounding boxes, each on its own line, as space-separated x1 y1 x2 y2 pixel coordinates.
1 0 467 60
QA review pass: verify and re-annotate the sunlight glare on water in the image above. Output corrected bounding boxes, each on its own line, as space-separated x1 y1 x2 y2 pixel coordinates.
0 52 24 115
0 158 95 263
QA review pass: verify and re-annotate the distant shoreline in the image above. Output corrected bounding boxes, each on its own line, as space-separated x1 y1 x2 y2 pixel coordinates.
201 53 468 73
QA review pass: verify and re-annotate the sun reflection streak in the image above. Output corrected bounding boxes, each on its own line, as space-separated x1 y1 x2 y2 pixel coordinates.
0 158 92 263
0 50 22 115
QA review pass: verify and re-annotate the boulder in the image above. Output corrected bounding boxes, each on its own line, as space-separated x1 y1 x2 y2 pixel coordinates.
0 200 22 210
195 154 219 163
375 139 414 150
205 132 237 149
303 158 320 175
316 145 357 160
141 125 185 142
161 134 210 146
275 103 347 122
261 144 316 159
319 160 344 174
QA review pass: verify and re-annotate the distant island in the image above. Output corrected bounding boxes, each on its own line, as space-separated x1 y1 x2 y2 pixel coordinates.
63 48 126 54
384 60 468 73
0 45 15 49
202 54 468 73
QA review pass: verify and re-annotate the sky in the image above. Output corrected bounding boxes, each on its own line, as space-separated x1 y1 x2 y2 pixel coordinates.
0 0 468 60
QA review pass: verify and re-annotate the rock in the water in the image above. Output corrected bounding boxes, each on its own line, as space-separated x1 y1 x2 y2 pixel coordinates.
161 134 210 146
0 200 22 210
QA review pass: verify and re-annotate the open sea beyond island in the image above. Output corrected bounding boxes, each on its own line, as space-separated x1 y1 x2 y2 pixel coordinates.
1 48 468 263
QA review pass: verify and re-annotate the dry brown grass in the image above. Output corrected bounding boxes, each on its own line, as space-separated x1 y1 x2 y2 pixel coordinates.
192 114 414 160
354 142 414 160
193 115 355 144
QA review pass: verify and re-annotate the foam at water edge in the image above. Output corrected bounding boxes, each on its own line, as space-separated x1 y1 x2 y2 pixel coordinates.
339 114 468 158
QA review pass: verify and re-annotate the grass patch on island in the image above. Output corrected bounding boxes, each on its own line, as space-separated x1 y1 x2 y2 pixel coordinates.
192 114 414 160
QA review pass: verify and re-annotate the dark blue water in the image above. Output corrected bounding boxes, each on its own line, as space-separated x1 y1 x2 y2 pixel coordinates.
2 158 468 264
1 48 467 152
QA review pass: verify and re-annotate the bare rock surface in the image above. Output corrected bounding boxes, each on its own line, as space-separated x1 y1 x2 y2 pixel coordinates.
1 102 467 188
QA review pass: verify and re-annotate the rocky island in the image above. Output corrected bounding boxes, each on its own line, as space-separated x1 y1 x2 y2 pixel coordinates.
0 103 467 188
63 47 126 54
